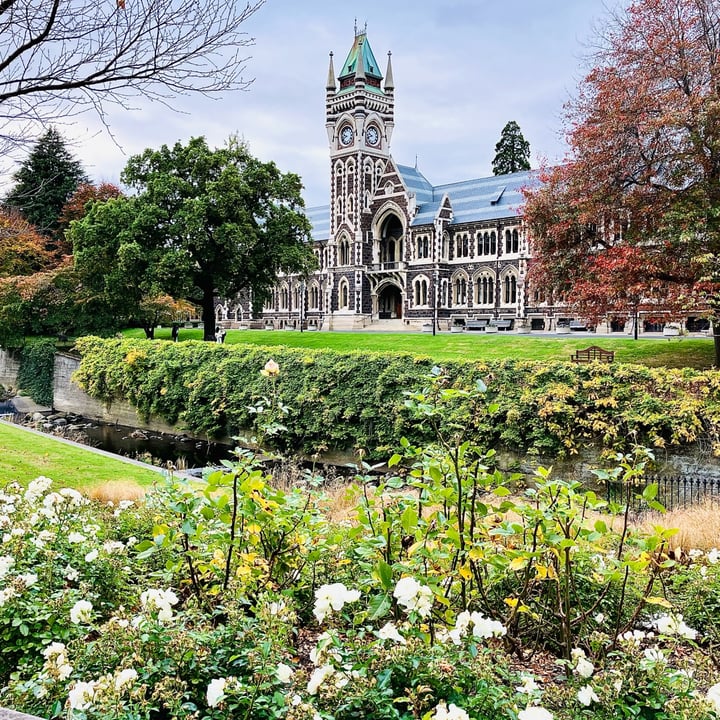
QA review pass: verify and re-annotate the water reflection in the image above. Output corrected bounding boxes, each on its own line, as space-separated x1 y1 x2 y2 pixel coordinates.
79 423 233 469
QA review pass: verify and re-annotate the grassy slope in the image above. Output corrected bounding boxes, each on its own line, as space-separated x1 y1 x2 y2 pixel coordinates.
0 422 162 489
124 327 715 369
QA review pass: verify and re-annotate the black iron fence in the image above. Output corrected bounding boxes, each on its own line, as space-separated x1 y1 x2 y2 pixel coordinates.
605 474 720 512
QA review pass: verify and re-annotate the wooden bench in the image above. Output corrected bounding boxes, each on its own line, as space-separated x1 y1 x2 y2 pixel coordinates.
570 346 615 363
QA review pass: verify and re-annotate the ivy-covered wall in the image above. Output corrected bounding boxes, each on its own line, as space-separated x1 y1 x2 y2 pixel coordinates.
15 340 56 407
73 336 720 460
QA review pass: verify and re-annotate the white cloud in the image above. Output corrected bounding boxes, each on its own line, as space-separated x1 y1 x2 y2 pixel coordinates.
6 0 610 207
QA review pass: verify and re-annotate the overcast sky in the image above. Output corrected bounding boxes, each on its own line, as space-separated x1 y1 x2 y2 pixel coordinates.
55 0 612 209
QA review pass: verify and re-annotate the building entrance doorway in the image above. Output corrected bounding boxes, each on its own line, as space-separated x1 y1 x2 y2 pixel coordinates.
378 284 402 319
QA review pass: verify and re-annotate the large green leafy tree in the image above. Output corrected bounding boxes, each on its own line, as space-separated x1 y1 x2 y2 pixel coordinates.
71 136 315 340
491 121 531 175
5 128 88 248
69 196 163 335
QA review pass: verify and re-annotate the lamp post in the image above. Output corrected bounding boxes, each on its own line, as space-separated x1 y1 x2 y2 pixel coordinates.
433 268 439 336
299 280 306 333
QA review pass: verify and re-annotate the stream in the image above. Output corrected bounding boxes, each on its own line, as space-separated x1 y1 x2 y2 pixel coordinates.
2 400 233 470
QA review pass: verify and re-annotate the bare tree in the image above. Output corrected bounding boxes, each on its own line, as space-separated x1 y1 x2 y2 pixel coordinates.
0 0 265 150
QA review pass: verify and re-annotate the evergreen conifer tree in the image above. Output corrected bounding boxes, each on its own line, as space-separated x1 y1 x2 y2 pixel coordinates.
491 121 531 175
5 128 88 243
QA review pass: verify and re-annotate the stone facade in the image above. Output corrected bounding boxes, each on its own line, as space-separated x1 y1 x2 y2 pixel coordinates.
216 28 708 336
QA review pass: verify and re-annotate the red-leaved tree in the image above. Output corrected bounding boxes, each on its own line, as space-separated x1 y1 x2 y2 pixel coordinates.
57 182 123 257
524 0 720 360
0 209 55 277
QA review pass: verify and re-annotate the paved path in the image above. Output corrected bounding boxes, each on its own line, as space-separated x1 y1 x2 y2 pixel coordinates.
9 395 50 414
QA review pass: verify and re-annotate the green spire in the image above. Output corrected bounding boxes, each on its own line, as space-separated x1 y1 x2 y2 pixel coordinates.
337 28 383 83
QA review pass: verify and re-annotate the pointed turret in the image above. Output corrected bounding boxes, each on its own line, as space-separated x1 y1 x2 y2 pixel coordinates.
384 51 394 93
326 51 336 94
354 37 366 86
337 28 383 92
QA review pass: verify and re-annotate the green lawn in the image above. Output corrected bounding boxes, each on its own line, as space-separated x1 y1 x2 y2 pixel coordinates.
123 327 716 369
0 422 163 489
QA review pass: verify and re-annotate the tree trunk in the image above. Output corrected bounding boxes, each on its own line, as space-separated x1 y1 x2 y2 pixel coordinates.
714 321 720 368
143 325 154 340
201 287 216 342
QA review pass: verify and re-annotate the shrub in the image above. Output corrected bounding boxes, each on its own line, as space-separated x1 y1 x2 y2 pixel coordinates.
73 336 720 461
2 448 720 719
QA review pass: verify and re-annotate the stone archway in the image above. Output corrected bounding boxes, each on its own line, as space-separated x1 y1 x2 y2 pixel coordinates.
378 283 403 319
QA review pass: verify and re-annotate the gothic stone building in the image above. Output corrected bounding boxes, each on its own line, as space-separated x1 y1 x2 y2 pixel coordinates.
216 29 705 335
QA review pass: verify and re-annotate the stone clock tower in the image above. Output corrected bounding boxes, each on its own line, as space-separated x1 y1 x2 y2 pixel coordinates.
324 25 395 328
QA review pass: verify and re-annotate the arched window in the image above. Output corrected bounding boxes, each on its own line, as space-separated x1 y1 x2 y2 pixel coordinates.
505 228 519 254
264 291 276 312
339 237 351 266
309 284 320 310
413 277 429 306
442 232 450 260
292 286 300 311
338 279 349 309
279 286 289 310
415 235 430 259
364 161 374 203
455 233 470 258
475 274 495 305
503 273 518 305
453 275 468 305
335 196 343 227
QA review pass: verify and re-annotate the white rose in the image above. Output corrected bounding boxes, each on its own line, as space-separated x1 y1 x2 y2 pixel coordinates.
206 677 227 707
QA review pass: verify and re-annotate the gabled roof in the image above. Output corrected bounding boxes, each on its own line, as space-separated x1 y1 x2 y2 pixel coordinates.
396 164 434 204
338 32 383 81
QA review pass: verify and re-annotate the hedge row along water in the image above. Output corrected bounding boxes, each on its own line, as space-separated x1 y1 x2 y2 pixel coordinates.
73 336 720 460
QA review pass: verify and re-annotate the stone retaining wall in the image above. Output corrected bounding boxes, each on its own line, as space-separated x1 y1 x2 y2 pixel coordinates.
53 352 178 434
0 349 20 388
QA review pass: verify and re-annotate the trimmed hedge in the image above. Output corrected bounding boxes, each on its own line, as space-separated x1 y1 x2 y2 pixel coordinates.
73 336 720 460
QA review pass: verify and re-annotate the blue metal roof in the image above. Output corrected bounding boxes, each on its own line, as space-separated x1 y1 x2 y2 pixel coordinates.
396 164 434 204
303 168 541 241
305 204 330 242
398 167 539 227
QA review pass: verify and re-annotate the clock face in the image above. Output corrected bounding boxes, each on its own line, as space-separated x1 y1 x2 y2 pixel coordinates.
366 126 380 146
340 126 354 146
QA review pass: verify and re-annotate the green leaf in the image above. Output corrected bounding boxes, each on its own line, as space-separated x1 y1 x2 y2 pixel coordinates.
376 560 393 590
428 465 443 483
367 593 392 620
642 483 658 501
401 506 418 534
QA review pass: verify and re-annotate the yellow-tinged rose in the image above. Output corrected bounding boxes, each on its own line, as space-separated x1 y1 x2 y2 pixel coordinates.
260 359 280 377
